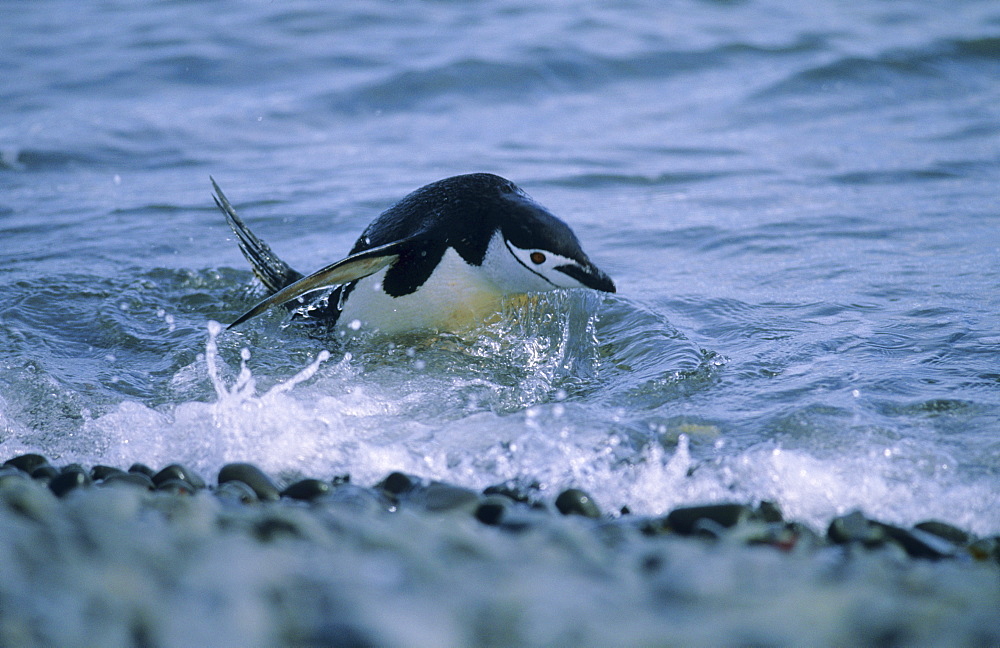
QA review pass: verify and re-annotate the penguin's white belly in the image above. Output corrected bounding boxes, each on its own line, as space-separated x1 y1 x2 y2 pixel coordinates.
338 248 507 335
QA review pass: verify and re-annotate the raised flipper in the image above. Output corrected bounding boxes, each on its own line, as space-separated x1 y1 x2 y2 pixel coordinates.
212 177 303 293
226 237 424 329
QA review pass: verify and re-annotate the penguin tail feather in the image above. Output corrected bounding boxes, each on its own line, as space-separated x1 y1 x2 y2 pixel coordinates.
211 177 303 294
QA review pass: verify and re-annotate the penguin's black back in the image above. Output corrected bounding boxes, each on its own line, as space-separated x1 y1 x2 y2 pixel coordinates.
353 173 587 267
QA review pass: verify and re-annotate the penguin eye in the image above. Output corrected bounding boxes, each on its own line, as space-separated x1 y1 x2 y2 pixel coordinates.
530 251 546 265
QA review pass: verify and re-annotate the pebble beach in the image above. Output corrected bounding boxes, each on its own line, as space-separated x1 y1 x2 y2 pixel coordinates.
2 454 997 647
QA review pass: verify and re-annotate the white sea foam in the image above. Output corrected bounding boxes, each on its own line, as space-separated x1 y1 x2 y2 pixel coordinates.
4 320 997 537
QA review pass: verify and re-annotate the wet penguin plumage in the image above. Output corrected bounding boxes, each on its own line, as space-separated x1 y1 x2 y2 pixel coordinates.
214 173 615 335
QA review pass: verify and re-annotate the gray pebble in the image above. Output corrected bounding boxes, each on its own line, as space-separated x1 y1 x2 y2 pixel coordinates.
691 517 729 539
378 471 421 496
475 495 511 526
827 511 887 547
49 469 90 497
156 478 198 496
128 463 156 478
555 488 602 518
100 472 155 490
315 483 392 514
153 464 206 489
755 500 784 523
914 520 972 545
483 478 543 506
91 465 126 481
218 463 280 501
31 464 60 481
281 478 332 501
422 482 480 513
3 453 49 474
215 479 259 505
666 503 751 535
881 524 956 560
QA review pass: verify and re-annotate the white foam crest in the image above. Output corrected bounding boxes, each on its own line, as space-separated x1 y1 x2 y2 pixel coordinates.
570 437 1000 536
83 324 374 479
429 405 1000 535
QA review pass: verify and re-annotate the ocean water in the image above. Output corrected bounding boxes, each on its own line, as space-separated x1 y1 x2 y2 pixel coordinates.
2 0 999 645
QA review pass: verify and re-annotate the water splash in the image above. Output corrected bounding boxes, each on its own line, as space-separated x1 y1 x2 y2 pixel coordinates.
4 313 996 536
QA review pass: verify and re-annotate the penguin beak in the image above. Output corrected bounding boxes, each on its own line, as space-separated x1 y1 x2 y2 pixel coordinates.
556 263 616 293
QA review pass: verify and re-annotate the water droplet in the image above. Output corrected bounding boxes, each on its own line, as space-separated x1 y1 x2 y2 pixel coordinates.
349 319 362 331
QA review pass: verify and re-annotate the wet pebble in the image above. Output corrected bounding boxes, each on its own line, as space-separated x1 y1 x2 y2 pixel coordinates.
316 483 393 514
216 479 259 505
157 478 199 496
378 471 422 496
100 472 155 490
153 464 206 490
3 453 49 474
474 494 552 532
881 524 956 560
555 488 602 518
421 482 480 513
128 463 156 478
755 500 784 523
49 468 91 497
666 503 751 535
475 495 511 526
282 478 332 501
31 464 60 482
690 517 730 540
914 520 973 545
827 511 887 547
91 465 126 481
495 506 550 533
482 478 544 506
218 463 280 501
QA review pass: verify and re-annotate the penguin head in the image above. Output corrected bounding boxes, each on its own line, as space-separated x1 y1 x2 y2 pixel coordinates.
380 173 616 295
486 185 617 294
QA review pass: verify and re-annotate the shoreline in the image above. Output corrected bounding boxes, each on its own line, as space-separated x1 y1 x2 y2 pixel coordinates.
2 453 998 647
3 452 997 562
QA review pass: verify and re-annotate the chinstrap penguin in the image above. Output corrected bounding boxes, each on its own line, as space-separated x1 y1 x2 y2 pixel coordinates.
213 173 615 335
